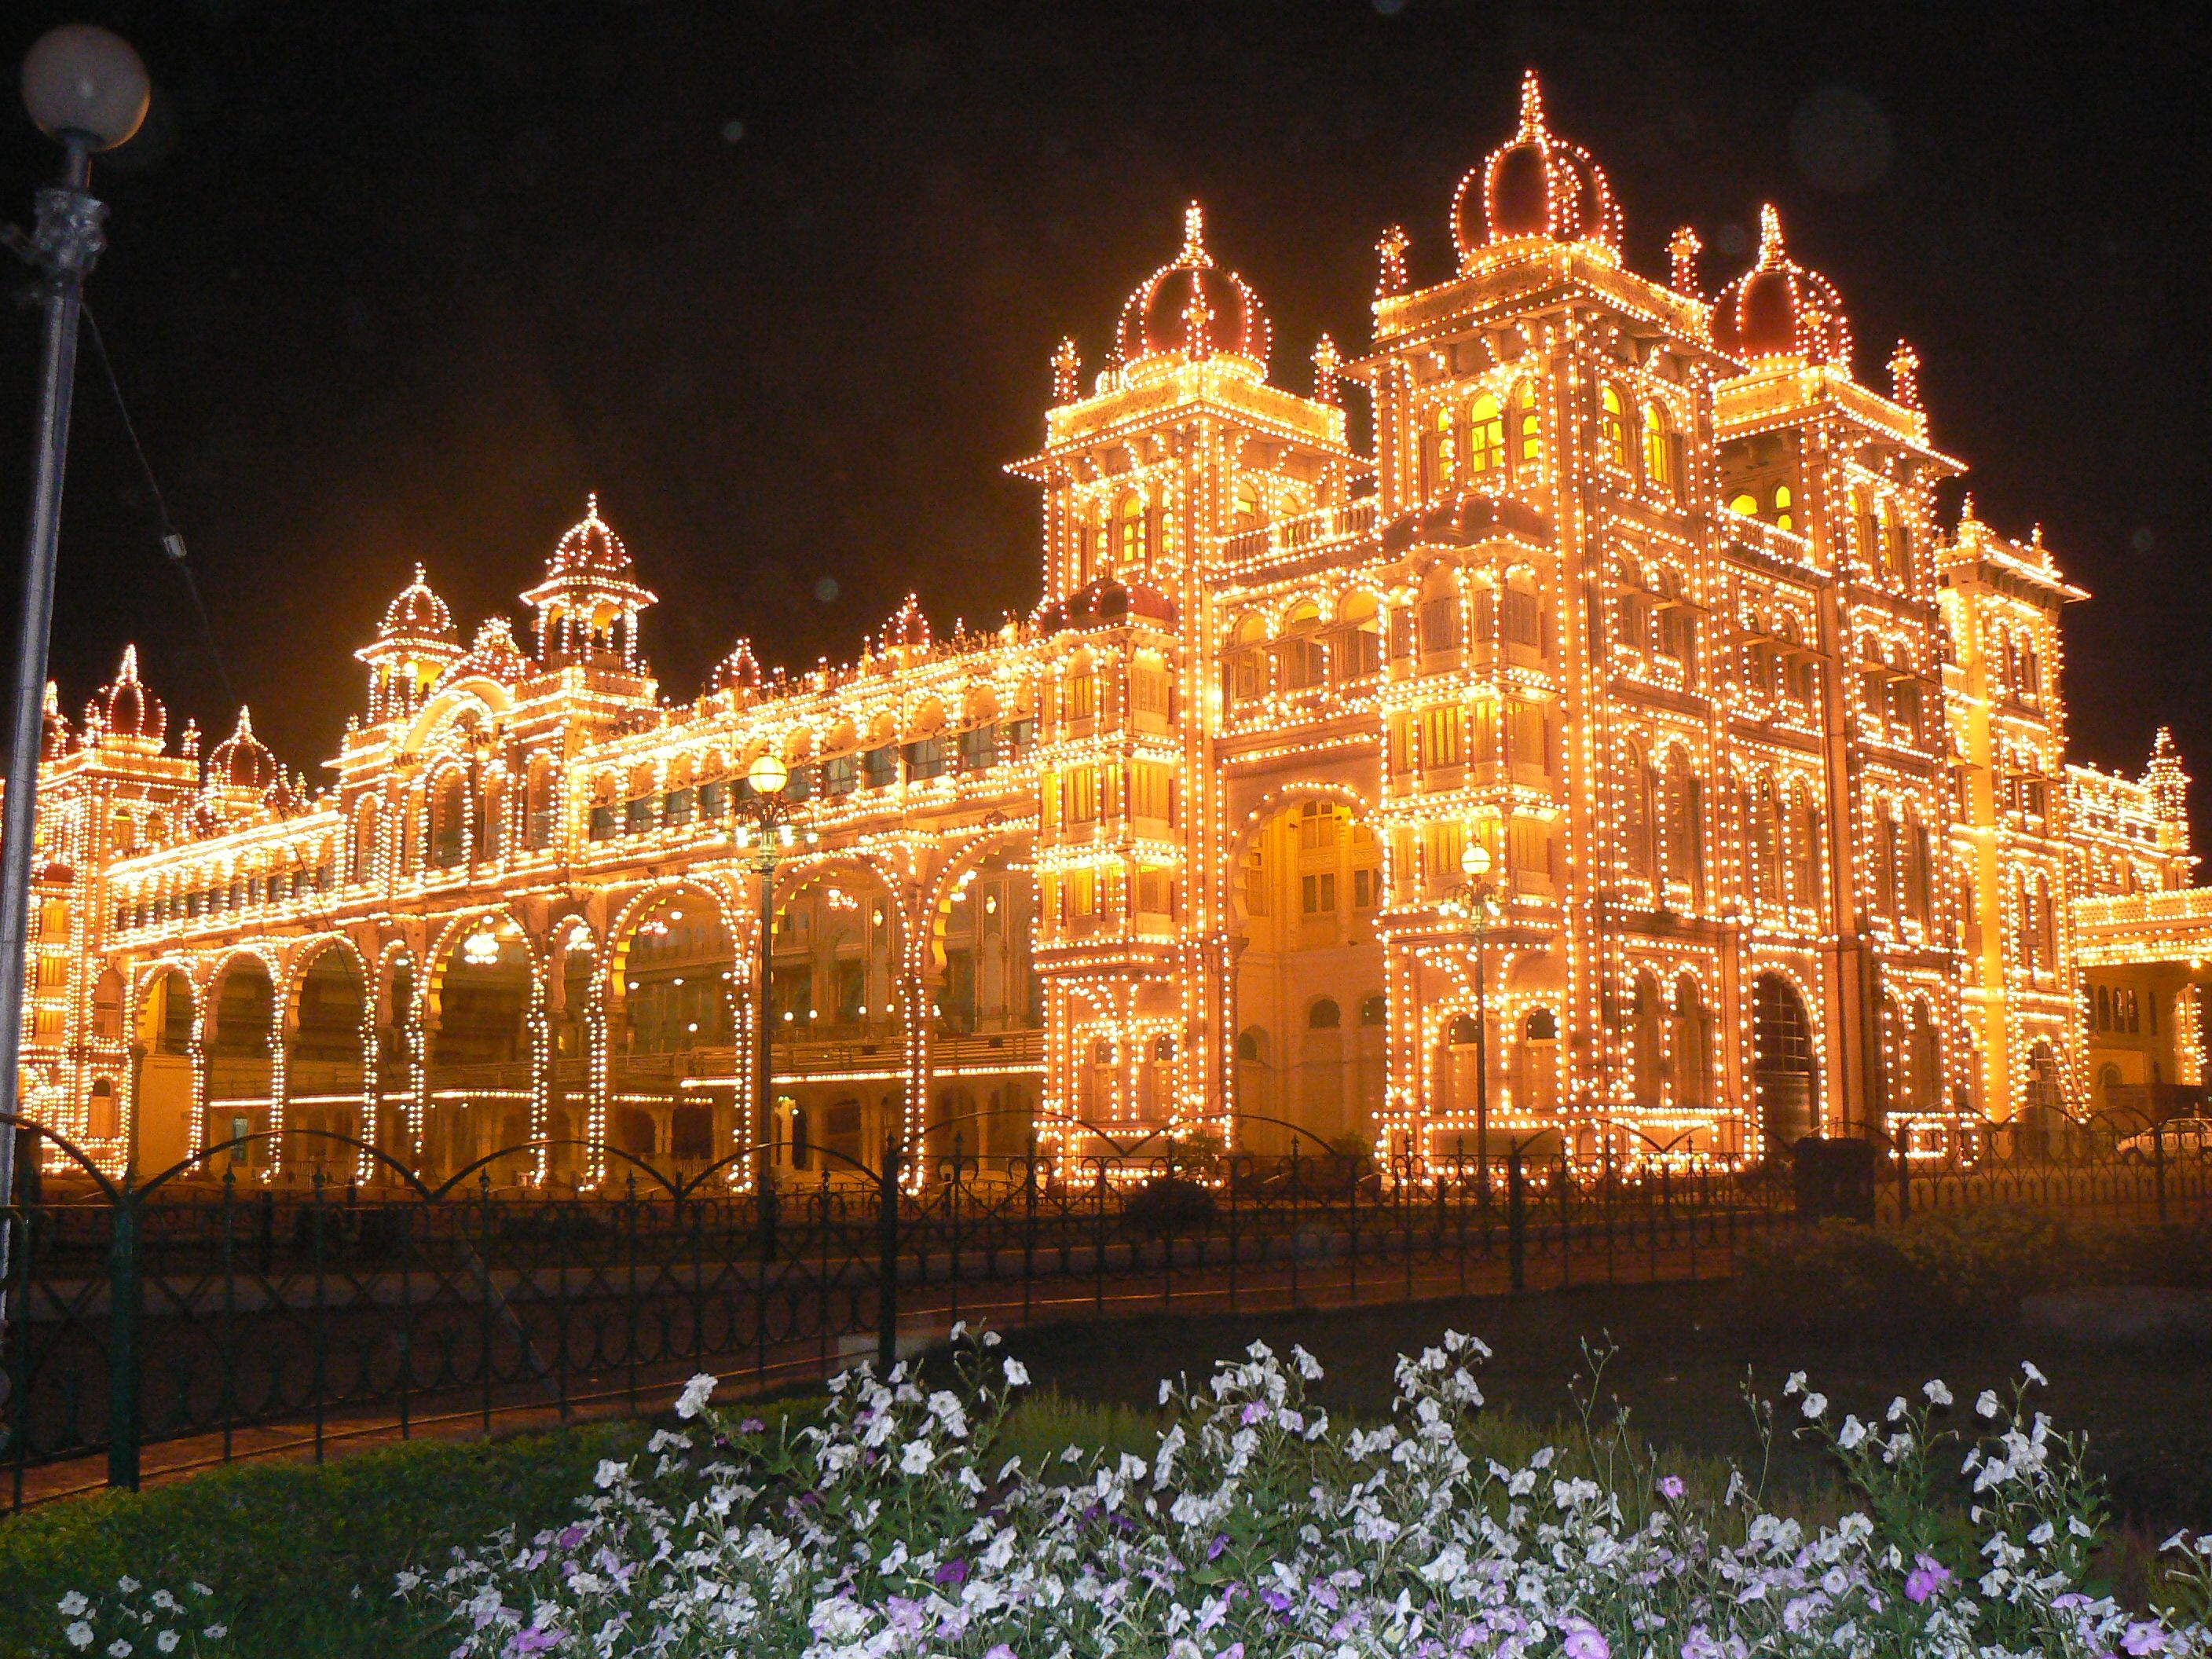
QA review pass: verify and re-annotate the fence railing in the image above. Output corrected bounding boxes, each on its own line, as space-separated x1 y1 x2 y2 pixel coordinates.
0 1108 2204 1512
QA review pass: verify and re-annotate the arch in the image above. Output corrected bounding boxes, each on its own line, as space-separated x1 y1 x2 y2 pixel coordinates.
1464 392 1504 478
1276 600 1327 691
1640 401 1676 493
1671 972 1712 1111
1511 379 1543 469
285 939 370 1170
1599 384 1630 469
1422 403 1458 496
1334 590 1383 682
1621 739 1657 882
422 911 539 1184
1223 612 1269 708
1307 997 1342 1029
1661 745 1702 896
1514 1004 1559 1119
349 795 382 884
1628 972 1665 1107
1752 972 1817 1152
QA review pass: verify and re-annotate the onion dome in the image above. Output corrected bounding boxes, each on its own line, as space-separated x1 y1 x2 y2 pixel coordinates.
1454 71 1623 262
546 492 634 579
713 638 764 693
207 705 276 794
1710 204 1853 369
1115 202 1271 372
380 564 457 640
878 594 932 654
85 643 166 745
1035 577 1177 634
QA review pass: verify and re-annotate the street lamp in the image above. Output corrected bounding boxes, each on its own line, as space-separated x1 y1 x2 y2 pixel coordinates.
0 26 148 1225
1440 837 1503 1186
730 751 811 1199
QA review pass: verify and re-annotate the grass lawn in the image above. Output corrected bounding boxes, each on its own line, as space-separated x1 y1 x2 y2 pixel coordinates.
2 1277 2205 1655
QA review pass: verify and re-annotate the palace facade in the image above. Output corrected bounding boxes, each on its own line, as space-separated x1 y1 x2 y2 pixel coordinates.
17 75 2211 1186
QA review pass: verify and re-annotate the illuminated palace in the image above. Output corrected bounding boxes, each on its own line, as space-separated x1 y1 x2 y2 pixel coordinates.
18 75 2212 1186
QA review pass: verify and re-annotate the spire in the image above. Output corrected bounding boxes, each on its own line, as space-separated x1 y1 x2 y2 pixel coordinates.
1375 224 1410 298
2146 727 2190 826
1668 225 1702 297
1756 202 1785 262
1051 336 1080 405
1177 200 1211 267
1888 340 1922 409
1518 68 1545 136
1311 334 1342 405
118 643 140 683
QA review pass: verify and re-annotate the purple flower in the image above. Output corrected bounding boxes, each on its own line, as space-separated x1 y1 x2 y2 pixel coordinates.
1240 1402 1269 1425
555 1525 585 1551
1657 1476 1685 1502
934 1559 969 1587
1208 1533 1232 1562
738 1418 766 1434
1260 1588 1294 1613
507 1628 566 1655
983 1647 1016 1659
1904 1555 1954 1604
1562 1621 1610 1659
1215 1646 1245 1659
2122 1625 2169 1656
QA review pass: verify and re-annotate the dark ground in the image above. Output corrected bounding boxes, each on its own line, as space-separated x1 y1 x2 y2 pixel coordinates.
996 1280 2212 1536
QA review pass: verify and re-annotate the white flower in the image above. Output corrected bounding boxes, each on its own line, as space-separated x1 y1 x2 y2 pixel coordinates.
106 1642 132 1658
674 1372 717 1420
1800 1392 1828 1419
1976 1390 2001 1419
65 1623 93 1651
1003 1358 1031 1389
58 1593 88 1617
1784 1372 1807 1397
2022 1361 2047 1386
1924 1379 1953 1406
900 1439 935 1475
116 1578 139 1595
1887 1397 1910 1423
594 1459 625 1488
156 1634 179 1655
1837 1416 1867 1449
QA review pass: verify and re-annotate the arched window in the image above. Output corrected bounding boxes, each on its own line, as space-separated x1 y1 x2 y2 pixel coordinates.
1514 380 1543 467
1772 485 1795 533
1750 777 1782 904
1115 496 1149 569
1277 602 1327 690
1640 402 1675 494
1236 1027 1269 1063
1599 386 1630 470
430 774 467 868
1728 492 1760 517
1789 779 1821 910
1308 998 1342 1029
1672 975 1712 1110
1225 613 1269 706
1662 749 1702 896
1622 742 1657 881
1465 394 1504 477
1881 499 1910 583
1631 974 1664 1106
1423 405 1458 495
1359 994 1387 1027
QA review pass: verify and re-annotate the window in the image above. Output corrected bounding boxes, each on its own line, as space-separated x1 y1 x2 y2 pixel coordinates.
1131 762 1172 823
1115 496 1149 568
1599 386 1629 470
1772 485 1794 533
1641 402 1675 493
1514 381 1543 467
1302 872 1337 915
1308 998 1342 1028
1137 868 1172 915
1728 493 1760 517
903 735 947 780
1361 994 1388 1026
1423 705 1464 768
1353 866 1379 909
1279 605 1326 689
1297 800 1341 852
1242 847 1268 915
1065 766 1101 823
1063 669 1097 723
1130 664 1171 720
822 754 859 796
958 724 998 772
1423 405 1457 494
862 745 899 789
1465 394 1504 476
1501 584 1540 650
1419 592 1463 654
624 796 654 834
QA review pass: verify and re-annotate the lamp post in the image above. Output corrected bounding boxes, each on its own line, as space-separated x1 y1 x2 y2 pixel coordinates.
0 26 148 1234
730 752 810 1201
1440 839 1503 1188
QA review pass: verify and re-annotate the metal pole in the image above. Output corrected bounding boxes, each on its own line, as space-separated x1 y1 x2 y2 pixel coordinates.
1474 925 1489 1192
1 143 103 1252
755 848 773 1197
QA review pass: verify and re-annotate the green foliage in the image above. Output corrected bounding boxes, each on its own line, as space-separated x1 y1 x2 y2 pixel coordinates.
1734 1210 2212 1338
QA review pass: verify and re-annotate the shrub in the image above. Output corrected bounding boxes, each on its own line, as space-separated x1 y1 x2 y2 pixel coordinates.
404 1331 2212 1658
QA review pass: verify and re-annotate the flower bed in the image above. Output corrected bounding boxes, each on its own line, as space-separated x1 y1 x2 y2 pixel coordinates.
370 1328 2212 1659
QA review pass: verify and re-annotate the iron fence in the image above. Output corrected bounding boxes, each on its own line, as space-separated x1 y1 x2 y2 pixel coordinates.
0 1106 2205 1511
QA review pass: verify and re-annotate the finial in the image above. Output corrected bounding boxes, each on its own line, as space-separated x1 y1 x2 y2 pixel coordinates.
118 643 139 680
1182 280 1214 361
234 705 255 736
1051 336 1081 404
1311 333 1342 405
1518 69 1545 134
585 490 601 520
1756 203 1784 262
1375 225 1410 298
1668 225 1702 297
181 719 200 760
42 681 58 716
1179 200 1210 266
413 562 427 584
1958 492 1978 529
1888 340 1922 409
2031 522 2045 549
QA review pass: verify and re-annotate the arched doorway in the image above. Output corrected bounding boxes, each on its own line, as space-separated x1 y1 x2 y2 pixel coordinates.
427 918 533 1184
1751 972 1816 1154
926 845 1041 1165
287 947 367 1170
772 864 903 1176
1231 795 1383 1150
133 968 197 1171
610 888 738 1181
207 956 275 1170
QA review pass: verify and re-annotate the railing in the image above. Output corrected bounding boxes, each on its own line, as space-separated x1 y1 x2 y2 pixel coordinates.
1 1106 2203 1512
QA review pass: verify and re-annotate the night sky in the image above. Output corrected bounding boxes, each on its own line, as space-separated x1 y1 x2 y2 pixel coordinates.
2 3 2207 835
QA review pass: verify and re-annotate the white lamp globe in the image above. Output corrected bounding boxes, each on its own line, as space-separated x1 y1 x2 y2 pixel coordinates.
747 751 790 797
22 24 149 151
1460 840 1492 880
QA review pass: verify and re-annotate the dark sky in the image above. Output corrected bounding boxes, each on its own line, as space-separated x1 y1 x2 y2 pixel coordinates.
3 2 2207 832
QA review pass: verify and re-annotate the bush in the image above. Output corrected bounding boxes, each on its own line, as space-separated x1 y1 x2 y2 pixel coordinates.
402 1331 2212 1658
1734 1209 2212 1339
1123 1175 1216 1236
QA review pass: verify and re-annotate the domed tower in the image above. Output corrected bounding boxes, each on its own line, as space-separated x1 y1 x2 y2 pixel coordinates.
520 494 657 671
202 705 278 823
1452 71 1623 266
1710 204 1852 370
82 643 168 753
1113 202 1273 384
356 564 463 726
